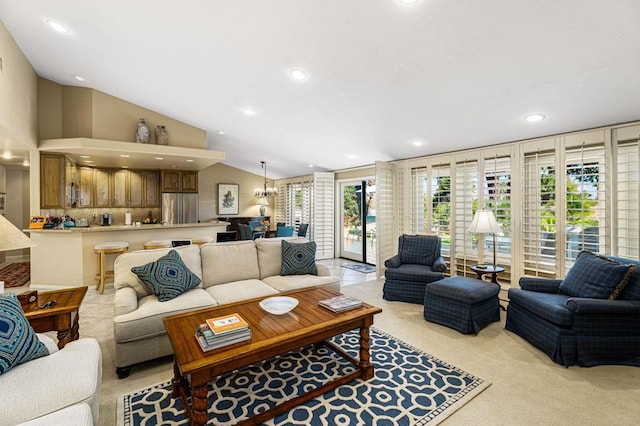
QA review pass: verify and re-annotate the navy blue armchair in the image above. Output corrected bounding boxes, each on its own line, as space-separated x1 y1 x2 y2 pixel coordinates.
383 235 447 304
506 252 640 367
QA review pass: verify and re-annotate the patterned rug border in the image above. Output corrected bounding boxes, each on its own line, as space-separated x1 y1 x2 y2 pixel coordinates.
0 262 30 288
117 327 490 425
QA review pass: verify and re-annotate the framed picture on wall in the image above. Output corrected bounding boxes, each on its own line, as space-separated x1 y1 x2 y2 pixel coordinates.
0 193 5 215
218 184 239 215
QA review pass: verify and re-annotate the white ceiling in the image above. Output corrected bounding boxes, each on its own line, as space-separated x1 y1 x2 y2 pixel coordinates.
1 0 639 178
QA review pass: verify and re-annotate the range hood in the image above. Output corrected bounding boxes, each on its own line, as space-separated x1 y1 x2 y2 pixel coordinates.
39 138 225 171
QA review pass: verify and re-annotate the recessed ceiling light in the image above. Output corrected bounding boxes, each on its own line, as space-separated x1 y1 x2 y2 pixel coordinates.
121 166 129 169
217 130 225 135
74 75 87 82
2 151 12 160
524 113 546 123
80 155 91 159
398 0 422 5
120 154 130 158
411 140 425 146
288 68 309 81
85 160 93 164
347 154 358 159
185 159 194 163
22 160 30 167
308 164 315 168
243 108 256 116
155 157 164 160
46 19 69 33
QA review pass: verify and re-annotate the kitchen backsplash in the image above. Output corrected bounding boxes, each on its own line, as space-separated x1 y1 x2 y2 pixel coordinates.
41 207 161 226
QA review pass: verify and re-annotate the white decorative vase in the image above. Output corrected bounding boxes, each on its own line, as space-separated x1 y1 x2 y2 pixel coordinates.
135 118 150 143
155 125 169 145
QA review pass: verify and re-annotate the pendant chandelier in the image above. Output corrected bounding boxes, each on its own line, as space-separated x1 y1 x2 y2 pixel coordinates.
253 161 278 198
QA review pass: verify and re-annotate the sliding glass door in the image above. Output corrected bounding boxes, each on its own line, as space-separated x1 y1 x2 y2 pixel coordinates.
339 180 376 264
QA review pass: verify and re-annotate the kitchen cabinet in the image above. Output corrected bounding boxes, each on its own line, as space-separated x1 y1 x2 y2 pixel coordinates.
145 171 160 207
111 169 147 208
129 171 145 207
111 169 127 207
78 167 93 208
161 170 198 192
94 169 111 208
40 154 65 209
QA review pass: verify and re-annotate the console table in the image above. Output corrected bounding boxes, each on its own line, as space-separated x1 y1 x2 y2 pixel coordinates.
217 216 270 233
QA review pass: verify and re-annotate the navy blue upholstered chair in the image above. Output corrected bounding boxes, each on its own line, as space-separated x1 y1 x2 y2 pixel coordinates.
276 225 295 237
383 235 447 304
506 252 640 366
297 223 309 237
238 223 253 240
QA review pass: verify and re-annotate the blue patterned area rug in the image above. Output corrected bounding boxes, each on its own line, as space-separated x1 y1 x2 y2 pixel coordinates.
118 328 489 425
342 263 376 274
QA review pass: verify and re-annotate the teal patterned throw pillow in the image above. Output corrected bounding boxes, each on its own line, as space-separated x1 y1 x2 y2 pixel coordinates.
131 250 201 302
281 240 317 276
0 293 49 375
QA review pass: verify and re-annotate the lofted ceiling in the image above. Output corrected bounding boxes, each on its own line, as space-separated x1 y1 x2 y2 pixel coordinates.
1 0 639 178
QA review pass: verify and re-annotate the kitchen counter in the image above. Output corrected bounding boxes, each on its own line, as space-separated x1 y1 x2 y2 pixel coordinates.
26 221 228 233
27 221 230 287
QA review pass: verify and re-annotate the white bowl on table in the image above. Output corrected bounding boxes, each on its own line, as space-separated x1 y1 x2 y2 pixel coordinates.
259 296 299 315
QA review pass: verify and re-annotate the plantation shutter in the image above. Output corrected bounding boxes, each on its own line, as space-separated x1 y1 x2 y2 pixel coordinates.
616 138 640 258
484 156 511 266
410 167 428 234
431 164 452 259
523 151 557 277
453 160 478 276
375 161 396 276
273 182 287 225
313 172 334 259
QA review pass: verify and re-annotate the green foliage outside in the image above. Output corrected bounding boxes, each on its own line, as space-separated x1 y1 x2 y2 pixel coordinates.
343 185 361 227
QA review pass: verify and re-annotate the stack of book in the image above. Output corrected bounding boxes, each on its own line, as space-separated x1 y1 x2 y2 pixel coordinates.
318 295 363 313
195 313 252 352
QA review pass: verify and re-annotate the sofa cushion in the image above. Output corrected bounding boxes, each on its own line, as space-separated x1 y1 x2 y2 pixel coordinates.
399 235 440 266
0 293 49 375
256 237 308 279
114 244 202 298
559 251 636 299
608 256 640 301
113 289 216 343
263 274 339 292
281 240 317 275
508 288 573 327
384 263 444 283
131 250 202 302
205 279 279 305
201 241 260 286
17 403 94 426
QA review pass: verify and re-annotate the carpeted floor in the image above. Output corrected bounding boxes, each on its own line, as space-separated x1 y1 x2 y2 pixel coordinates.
0 262 30 288
118 328 489 425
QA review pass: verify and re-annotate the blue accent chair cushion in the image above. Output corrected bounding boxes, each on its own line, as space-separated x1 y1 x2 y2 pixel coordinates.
131 250 202 302
281 240 317 276
276 225 295 237
506 253 640 367
383 235 447 304
558 251 635 299
0 293 49 375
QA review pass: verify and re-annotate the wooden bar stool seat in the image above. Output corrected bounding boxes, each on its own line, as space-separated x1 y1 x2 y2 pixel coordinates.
94 241 129 294
143 240 172 250
191 236 214 245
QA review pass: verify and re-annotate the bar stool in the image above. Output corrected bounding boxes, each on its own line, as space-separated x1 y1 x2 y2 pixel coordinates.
143 240 172 250
94 241 129 294
191 236 214 246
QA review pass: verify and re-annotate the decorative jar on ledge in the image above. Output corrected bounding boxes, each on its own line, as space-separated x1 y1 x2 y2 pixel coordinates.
156 125 169 145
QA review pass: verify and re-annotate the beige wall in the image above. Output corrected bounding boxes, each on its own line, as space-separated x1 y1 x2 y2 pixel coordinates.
335 166 375 181
198 163 275 221
37 79 207 148
0 21 38 150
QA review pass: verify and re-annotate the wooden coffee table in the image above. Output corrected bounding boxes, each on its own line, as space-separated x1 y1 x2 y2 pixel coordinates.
163 286 382 426
23 286 88 349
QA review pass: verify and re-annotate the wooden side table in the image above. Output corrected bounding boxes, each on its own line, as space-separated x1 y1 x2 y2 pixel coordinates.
23 286 88 349
470 265 505 284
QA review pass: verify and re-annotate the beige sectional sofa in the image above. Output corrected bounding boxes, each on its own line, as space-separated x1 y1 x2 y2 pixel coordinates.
112 237 339 378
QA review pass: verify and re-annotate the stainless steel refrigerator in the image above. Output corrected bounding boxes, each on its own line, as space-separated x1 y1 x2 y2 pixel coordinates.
162 193 199 224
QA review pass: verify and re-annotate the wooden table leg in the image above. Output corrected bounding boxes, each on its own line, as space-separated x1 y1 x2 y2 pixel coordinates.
190 372 209 426
171 361 182 398
359 322 374 380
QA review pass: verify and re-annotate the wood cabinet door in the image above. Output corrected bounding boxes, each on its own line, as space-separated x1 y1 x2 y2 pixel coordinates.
145 171 160 207
40 154 65 208
94 168 111 208
129 170 144 207
181 171 198 192
161 171 181 192
78 167 93 208
111 169 128 207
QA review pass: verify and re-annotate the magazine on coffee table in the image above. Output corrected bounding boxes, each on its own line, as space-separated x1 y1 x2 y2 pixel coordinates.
318 295 363 313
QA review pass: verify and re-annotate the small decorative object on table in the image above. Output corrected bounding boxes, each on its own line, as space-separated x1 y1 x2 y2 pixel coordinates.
17 290 38 310
261 220 270 231
259 296 298 315
135 118 150 143
155 125 169 145
318 295 363 312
